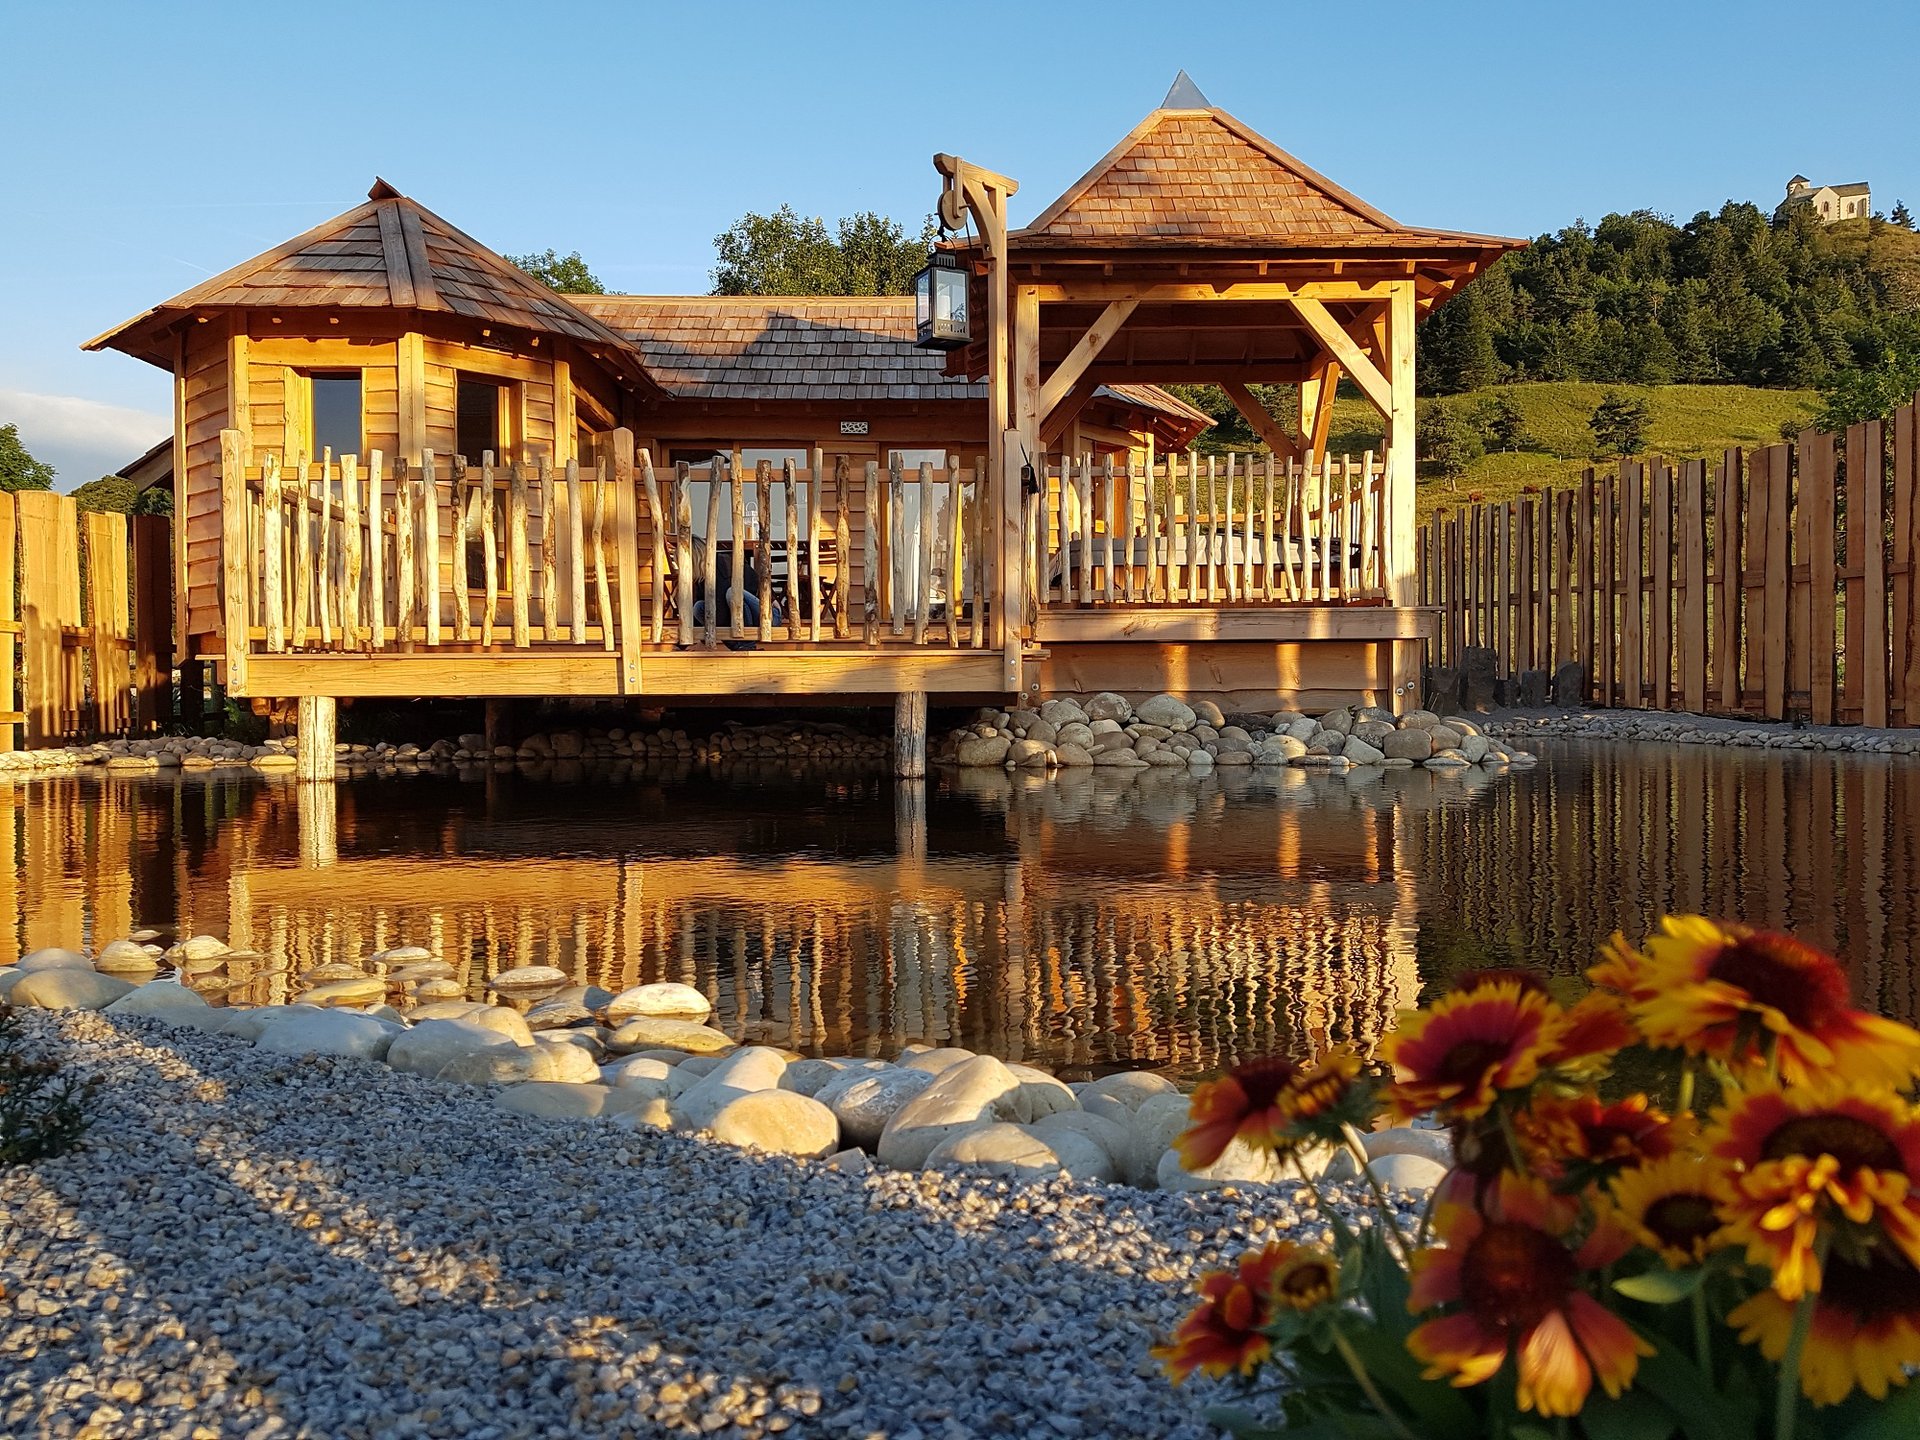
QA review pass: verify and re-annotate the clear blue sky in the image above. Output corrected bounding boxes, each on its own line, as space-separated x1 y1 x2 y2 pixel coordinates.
4 0 1916 486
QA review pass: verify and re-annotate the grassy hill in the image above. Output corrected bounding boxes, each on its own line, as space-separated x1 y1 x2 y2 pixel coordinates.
1317 381 1818 523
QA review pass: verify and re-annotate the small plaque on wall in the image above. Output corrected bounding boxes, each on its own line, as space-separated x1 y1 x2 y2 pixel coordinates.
839 420 870 436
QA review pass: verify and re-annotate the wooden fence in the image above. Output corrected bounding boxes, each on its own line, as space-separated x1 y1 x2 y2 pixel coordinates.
0 490 172 751
1417 396 1920 726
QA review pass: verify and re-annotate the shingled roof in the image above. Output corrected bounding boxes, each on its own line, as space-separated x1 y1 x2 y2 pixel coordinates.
86 180 647 375
1014 97 1512 252
571 294 1208 439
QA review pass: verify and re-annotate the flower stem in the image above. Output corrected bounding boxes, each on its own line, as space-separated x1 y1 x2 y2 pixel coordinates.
1331 1328 1420 1440
1691 1285 1712 1380
1676 1061 1696 1116
1774 1236 1828 1440
1342 1127 1415 1266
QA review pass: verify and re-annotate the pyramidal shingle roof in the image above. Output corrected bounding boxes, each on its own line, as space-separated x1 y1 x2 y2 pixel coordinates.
86 180 643 364
1014 101 1507 251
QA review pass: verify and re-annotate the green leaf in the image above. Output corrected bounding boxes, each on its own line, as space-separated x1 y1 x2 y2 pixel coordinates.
1581 1385 1679 1440
1339 1323 1482 1440
1630 1334 1739 1440
1832 1377 1920 1440
1613 1267 1709 1305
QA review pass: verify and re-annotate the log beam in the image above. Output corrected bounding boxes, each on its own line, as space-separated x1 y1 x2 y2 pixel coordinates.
1286 295 1391 415
296 695 336 781
892 691 927 778
1220 382 1301 462
1038 300 1138 420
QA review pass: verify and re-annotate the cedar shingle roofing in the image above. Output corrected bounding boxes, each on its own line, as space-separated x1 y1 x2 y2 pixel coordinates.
85 180 645 371
571 294 1210 436
1014 104 1514 252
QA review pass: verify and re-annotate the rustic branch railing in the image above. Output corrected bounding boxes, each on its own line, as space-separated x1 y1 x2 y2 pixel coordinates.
1030 450 1390 611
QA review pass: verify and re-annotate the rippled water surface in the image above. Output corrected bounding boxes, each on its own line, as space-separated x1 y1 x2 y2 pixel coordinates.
6 742 1917 1076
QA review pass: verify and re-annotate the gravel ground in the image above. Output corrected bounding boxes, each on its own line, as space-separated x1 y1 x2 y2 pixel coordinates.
0 1009 1387 1440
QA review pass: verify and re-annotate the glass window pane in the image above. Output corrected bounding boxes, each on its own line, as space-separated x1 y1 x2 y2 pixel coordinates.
457 377 503 461
310 374 361 458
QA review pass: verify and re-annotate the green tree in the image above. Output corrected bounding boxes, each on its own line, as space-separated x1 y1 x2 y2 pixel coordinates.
1812 344 1920 431
1418 399 1481 488
507 249 606 294
1473 392 1530 451
1892 201 1914 230
711 206 935 296
0 423 55 492
1589 390 1652 455
70 475 173 516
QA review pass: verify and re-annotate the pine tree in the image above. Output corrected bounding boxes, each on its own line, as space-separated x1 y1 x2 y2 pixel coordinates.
1892 201 1914 230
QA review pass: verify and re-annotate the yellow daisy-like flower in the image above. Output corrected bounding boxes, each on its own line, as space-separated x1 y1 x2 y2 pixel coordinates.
1173 1050 1363 1171
1708 1078 1920 1299
1606 915 1920 1086
1153 1242 1337 1384
1730 1248 1920 1405
1610 1155 1725 1266
1384 979 1562 1121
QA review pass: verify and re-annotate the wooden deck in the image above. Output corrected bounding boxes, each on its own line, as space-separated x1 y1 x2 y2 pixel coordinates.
215 427 1425 705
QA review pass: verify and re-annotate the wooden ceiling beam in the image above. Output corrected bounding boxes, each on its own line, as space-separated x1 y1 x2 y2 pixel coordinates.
1072 362 1310 384
1038 299 1138 419
1286 295 1391 414
1040 381 1101 448
1030 280 1398 304
1220 381 1301 462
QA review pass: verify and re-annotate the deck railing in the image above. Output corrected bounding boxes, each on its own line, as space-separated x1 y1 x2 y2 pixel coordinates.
1027 451 1390 613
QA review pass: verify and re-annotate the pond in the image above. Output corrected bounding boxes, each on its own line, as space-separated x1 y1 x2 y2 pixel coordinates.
5 741 1917 1078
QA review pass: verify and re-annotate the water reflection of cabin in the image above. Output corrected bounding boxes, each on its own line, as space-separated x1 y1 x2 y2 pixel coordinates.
84 79 1517 744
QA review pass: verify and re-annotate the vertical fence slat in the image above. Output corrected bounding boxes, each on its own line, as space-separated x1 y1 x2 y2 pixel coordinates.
342 455 362 645
1620 461 1642 708
916 460 936 644
674 461 693 650
640 452 664 645
836 456 854 643
706 460 724 648
317 453 335 647
1792 436 1816 716
1715 450 1741 713
1744 447 1774 714
863 461 880 645
369 452 388 651
947 457 964 646
1680 459 1708 715
1859 419 1889 728
130 513 169 732
1896 400 1920 726
1803 430 1837 724
593 460 614 653
1763 444 1792 720
1597 471 1616 706
564 456 585 646
972 456 989 650
0 493 14 751
423 451 442 648
1649 458 1673 710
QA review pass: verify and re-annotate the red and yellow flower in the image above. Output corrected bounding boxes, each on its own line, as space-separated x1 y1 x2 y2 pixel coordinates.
1384 978 1563 1121
1175 1050 1364 1171
1154 1242 1338 1384
1604 915 1920 1085
1708 1079 1920 1299
1610 1155 1725 1266
1407 1173 1649 1417
1731 1248 1920 1405
1522 1092 1678 1178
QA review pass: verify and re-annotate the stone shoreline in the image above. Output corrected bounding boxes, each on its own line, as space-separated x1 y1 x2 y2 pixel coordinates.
1482 706 1920 756
1 1004 1407 1439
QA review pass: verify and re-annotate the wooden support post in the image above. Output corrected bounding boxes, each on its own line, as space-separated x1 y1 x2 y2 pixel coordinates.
1007 282 1040 692
1385 281 1419 708
609 429 642 694
484 698 512 753
219 429 251 695
892 691 927 779
296 695 336 782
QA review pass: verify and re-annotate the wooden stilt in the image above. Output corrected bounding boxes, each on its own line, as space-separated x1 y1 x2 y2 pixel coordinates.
892 691 927 778
484 698 512 754
296 695 336 782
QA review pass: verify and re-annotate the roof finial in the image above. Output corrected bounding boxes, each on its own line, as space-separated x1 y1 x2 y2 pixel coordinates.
1161 70 1211 109
368 177 402 201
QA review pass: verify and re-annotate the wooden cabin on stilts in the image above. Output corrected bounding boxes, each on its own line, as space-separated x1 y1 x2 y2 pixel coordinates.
84 76 1518 775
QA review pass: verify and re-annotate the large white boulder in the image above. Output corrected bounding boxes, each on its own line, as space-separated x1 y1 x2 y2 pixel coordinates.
1032 1109 1133 1176
1156 1135 1286 1192
104 982 213 1022
1366 1153 1450 1193
497 1081 640 1120
256 1008 398 1062
779 1057 871 1097
606 1017 735 1056
704 1090 840 1158
93 940 161 974
900 1047 976 1076
489 964 569 990
876 1056 1029 1170
924 1123 1117 1183
167 935 231 963
293 977 388 1008
1127 1093 1193 1187
819 1066 935 1150
1135 694 1197 731
604 982 713 1022
1008 1064 1079 1121
1364 1126 1454 1168
11 969 134 1011
387 1018 523 1083
18 947 93 974
601 1055 676 1102
671 1046 790 1132
1082 1070 1179 1115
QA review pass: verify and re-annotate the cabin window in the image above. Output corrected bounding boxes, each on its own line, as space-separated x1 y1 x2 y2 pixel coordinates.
670 446 807 540
308 373 362 458
457 375 510 462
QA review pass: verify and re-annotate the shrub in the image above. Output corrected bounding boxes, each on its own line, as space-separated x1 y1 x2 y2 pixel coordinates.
0 1005 98 1164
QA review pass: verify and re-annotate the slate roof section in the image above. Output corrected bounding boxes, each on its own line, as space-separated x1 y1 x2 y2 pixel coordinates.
86 180 643 364
1014 105 1515 252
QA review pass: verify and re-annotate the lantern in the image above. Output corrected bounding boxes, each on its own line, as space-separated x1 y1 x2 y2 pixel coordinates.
913 249 971 349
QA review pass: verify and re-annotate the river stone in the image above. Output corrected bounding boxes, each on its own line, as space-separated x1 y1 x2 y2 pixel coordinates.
1084 692 1133 723
390 959 457 983
1254 736 1307 765
1039 698 1089 726
372 945 434 965
701 1090 841 1158
0 969 22 1001
256 1009 397 1062
608 1016 735 1057
672 1046 791 1132
489 964 569 990
601 1054 676 1095
1427 725 1464 752
826 1148 872 1174
610 1095 675 1131
1127 1093 1193 1187
821 1066 935 1150
1366 1153 1450 1193
1191 699 1226 727
1185 750 1214 771
1364 1126 1454 1167
1134 694 1196 730
773 1057 846 1096
93 940 160 974
167 935 231 963
104 982 212 1021
954 734 1011 767
533 1029 604 1063
1156 1135 1289 1192
18 947 93 974
1052 742 1095 767
1008 738 1051 768
294 977 389 1008
901 1046 976 1076
1008 1063 1079 1121
388 1018 522 1083
408 1001 534 1046
925 1123 1067 1180
604 982 713 1022
300 962 371 984
1023 718 1058 745
524 996 597 1031
1331 735 1380 766
878 1055 1030 1170
1460 733 1491 763
497 1081 623 1120
11 969 135 1011
1318 706 1355 735
1381 729 1433 761
1083 1070 1179 1114
1031 1109 1133 1174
